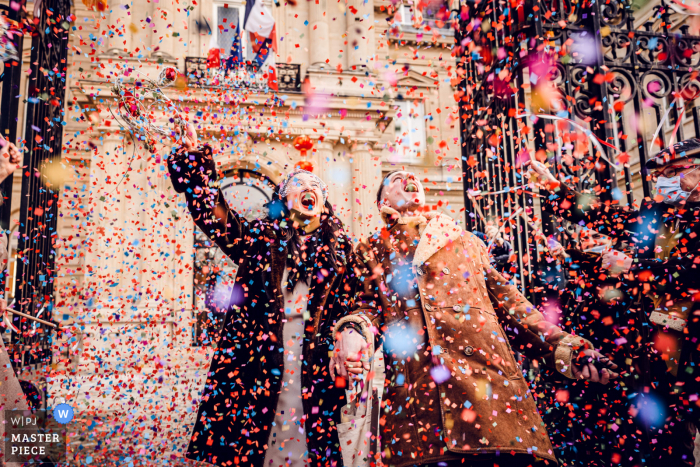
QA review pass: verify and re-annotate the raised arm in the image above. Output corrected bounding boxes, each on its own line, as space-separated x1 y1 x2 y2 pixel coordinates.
167 143 252 264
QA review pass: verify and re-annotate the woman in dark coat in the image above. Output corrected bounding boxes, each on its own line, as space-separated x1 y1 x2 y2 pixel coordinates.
168 125 358 467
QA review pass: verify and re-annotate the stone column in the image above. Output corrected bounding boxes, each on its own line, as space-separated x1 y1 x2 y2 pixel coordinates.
347 0 370 69
170 5 188 70
116 150 146 312
308 0 330 68
170 197 195 350
351 145 381 240
107 0 132 55
88 133 127 300
328 146 353 231
152 6 174 59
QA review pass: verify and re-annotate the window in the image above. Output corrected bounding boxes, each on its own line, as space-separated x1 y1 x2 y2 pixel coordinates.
212 1 253 62
394 100 427 162
220 170 276 220
398 0 449 28
192 170 276 346
398 4 415 26
422 0 449 25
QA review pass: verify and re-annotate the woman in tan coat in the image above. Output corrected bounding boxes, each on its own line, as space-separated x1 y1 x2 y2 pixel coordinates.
332 171 618 467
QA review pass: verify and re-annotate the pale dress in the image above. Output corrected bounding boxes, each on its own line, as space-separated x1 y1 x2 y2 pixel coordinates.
263 268 310 467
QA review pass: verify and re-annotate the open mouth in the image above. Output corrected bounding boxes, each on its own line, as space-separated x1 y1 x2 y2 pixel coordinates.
300 191 317 211
404 181 419 193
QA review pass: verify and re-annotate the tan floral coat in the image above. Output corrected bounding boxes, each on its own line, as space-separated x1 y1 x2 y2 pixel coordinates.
335 207 592 466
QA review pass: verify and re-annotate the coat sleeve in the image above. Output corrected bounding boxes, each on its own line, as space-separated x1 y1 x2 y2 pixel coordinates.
332 241 390 348
167 144 255 263
492 240 513 266
546 182 640 239
477 238 593 378
630 255 700 290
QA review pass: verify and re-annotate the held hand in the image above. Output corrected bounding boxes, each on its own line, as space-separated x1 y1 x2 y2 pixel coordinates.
525 159 559 191
330 328 370 384
7 143 21 166
484 225 504 246
547 238 568 261
173 121 198 151
549 241 565 259
601 249 633 277
572 349 619 384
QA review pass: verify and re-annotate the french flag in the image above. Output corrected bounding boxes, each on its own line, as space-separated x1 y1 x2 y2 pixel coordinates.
243 0 278 90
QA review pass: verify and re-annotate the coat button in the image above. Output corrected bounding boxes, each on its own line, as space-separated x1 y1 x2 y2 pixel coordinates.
453 305 461 312
442 267 450 274
425 303 433 312
464 346 474 356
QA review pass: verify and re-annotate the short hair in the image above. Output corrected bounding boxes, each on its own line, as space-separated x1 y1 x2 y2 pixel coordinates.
376 170 400 206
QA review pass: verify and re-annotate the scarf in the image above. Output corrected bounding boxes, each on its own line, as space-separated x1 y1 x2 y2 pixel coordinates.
283 216 347 292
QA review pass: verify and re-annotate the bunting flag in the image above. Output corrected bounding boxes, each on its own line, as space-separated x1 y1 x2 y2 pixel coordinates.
266 63 278 91
206 47 221 69
224 19 244 71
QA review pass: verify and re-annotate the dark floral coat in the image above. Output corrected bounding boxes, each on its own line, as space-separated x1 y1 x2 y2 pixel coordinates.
168 145 359 467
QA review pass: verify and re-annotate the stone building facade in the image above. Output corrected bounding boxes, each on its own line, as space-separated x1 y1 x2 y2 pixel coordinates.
2 0 693 461
41 0 462 459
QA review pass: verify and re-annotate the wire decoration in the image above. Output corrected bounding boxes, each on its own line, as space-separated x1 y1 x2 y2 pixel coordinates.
110 67 184 153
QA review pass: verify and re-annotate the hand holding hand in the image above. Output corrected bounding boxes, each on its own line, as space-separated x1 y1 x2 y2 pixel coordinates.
330 328 370 384
601 249 632 276
572 349 619 384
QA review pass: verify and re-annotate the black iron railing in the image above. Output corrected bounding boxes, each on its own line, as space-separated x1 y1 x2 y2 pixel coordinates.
184 57 301 92
456 0 700 303
10 0 70 368
0 3 25 232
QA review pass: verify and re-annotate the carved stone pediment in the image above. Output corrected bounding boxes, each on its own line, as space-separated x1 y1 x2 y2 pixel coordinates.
396 69 438 89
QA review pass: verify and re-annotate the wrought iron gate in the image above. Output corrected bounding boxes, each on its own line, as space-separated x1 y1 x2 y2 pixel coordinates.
10 0 70 368
455 0 700 303
0 3 25 232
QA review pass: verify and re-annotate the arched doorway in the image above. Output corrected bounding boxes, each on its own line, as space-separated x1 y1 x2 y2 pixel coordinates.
192 169 276 346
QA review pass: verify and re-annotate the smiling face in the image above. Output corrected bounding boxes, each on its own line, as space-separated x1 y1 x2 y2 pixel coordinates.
283 172 325 228
379 171 426 214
